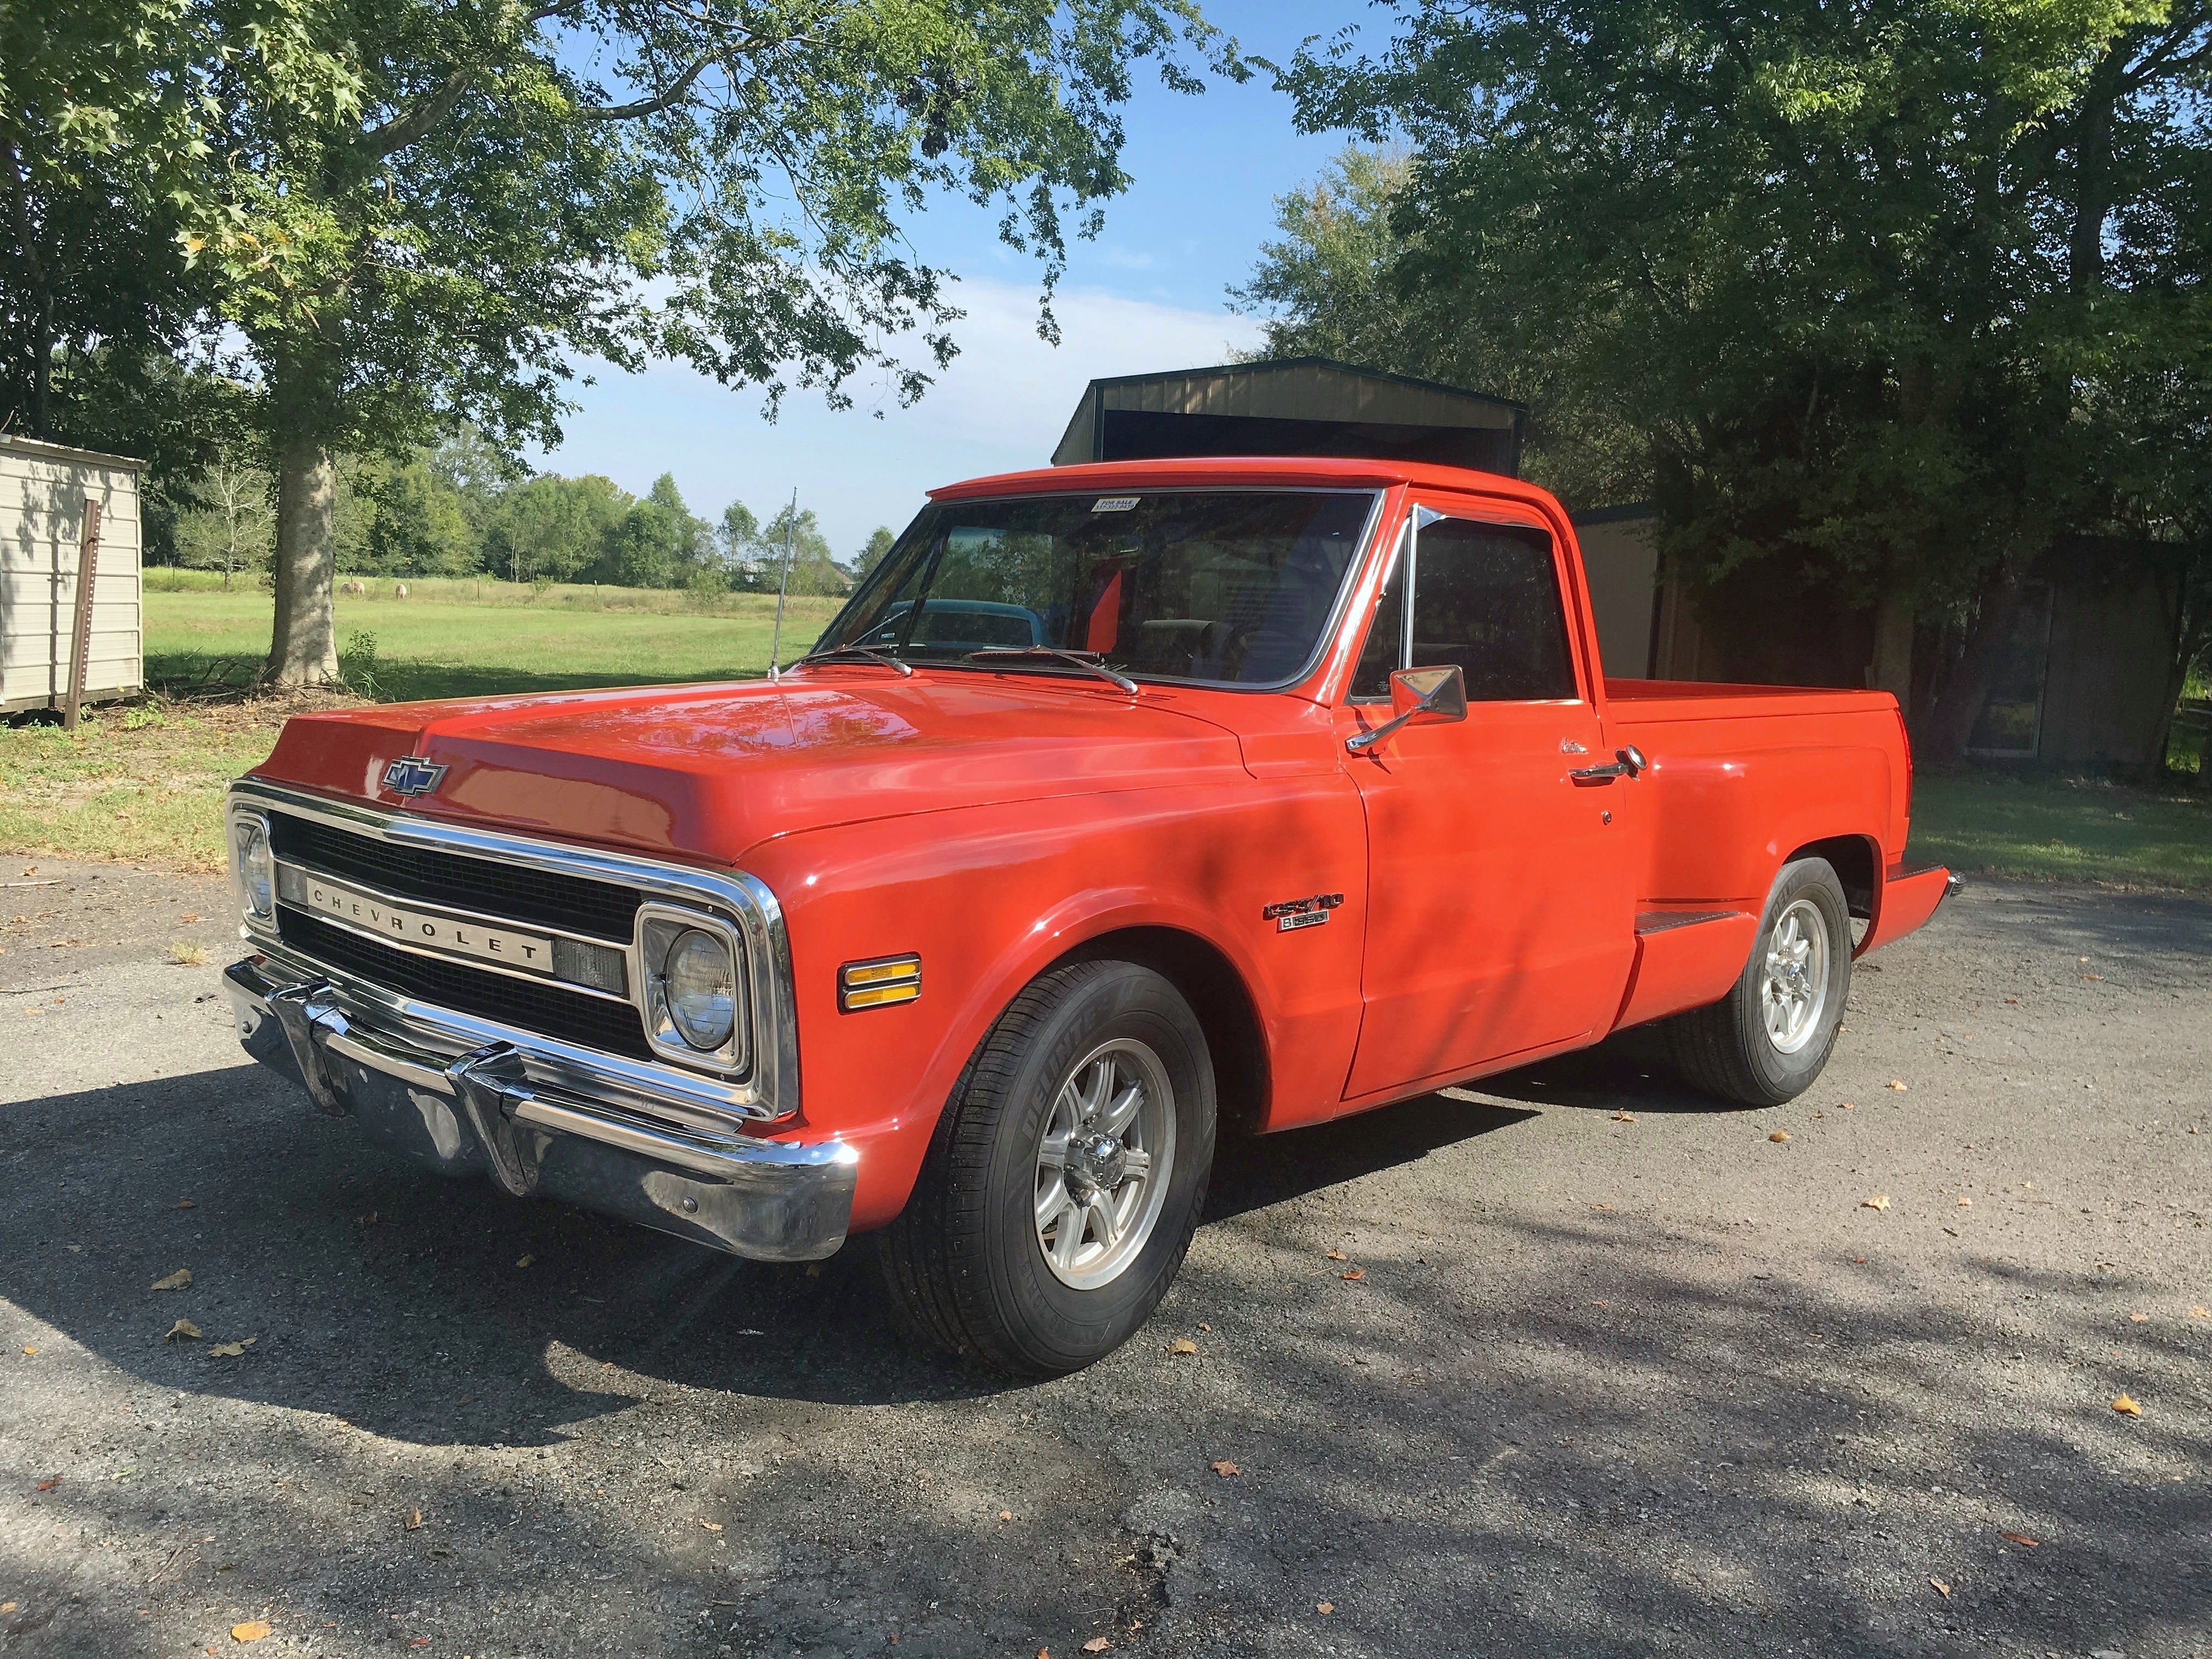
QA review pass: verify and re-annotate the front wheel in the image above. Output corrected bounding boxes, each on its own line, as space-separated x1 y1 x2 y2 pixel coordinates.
878 960 1216 1376
1667 857 1853 1106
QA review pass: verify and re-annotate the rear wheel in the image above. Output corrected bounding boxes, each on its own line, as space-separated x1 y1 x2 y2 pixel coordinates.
879 960 1216 1376
1668 857 1852 1106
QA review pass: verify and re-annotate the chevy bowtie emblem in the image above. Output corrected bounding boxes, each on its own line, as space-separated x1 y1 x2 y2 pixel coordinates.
382 755 448 797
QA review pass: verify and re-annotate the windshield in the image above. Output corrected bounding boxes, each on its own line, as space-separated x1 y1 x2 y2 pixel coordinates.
811 489 1379 687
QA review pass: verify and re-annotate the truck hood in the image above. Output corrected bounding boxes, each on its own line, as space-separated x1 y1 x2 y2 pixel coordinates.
251 673 1249 864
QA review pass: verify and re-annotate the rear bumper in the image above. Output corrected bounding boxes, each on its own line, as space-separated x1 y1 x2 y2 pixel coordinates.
1858 864 1958 956
225 950 857 1261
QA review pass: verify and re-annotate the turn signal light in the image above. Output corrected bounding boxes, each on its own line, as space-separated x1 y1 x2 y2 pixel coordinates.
838 953 921 1012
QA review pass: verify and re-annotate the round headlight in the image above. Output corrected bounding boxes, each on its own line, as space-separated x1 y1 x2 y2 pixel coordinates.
663 928 736 1051
236 820 274 918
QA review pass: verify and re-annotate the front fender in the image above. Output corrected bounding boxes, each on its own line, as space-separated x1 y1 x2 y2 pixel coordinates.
738 777 1368 1231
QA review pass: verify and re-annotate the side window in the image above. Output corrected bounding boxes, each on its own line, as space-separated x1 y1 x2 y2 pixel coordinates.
1351 515 1578 702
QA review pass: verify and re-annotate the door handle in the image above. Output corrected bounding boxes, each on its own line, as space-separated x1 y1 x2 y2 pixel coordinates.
1570 746 1648 782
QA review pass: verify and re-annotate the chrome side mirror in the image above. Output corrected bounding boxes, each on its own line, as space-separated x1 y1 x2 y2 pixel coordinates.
1348 665 1469 753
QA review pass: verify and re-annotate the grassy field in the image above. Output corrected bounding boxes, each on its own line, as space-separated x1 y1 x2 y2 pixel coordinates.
146 581 845 702
6 585 2209 886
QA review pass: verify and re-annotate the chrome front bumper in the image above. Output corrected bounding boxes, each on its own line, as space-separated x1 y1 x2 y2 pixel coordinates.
226 950 857 1262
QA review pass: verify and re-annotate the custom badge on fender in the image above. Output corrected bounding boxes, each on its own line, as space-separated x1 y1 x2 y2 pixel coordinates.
1261 893 1344 933
382 755 448 797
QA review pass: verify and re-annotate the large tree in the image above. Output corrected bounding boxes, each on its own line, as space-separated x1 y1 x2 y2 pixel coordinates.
13 0 1234 684
1264 0 2212 760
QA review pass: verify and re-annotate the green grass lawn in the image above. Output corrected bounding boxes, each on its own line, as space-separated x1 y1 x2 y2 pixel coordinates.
1906 770 2212 892
147 583 845 702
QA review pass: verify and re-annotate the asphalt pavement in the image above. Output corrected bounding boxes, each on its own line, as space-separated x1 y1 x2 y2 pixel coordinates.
2 857 2207 1658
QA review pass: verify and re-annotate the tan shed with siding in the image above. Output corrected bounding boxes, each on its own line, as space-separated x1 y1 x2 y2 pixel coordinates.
1 435 145 715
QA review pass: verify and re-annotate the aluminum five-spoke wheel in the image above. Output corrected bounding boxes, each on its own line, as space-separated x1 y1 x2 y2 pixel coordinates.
1033 1037 1176 1289
1760 896 1830 1054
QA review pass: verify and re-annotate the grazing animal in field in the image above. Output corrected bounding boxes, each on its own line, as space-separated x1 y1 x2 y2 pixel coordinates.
392 583 409 599
340 580 367 596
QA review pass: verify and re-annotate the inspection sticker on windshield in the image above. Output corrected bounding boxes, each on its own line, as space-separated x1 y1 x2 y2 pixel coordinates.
1091 496 1141 513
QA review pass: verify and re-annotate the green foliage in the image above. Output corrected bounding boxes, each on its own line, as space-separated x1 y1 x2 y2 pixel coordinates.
488 473 633 583
339 628 382 700
758 504 850 597
856 526 899 579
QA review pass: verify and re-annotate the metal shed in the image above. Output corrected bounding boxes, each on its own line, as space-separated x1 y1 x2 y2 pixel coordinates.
1 434 145 715
1051 357 1526 477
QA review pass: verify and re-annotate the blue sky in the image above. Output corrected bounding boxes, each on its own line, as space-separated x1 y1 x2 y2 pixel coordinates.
534 0 1374 557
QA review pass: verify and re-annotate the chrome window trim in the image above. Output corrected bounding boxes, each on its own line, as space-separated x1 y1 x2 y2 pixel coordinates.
268 857 635 1003
808 486 1387 697
226 779 798 1122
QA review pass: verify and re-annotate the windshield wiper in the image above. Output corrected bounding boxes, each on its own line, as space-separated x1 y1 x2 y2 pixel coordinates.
791 645 913 676
965 647 1139 695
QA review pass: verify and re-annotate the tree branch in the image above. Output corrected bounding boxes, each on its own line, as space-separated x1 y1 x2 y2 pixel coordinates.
580 54 713 120
360 72 473 159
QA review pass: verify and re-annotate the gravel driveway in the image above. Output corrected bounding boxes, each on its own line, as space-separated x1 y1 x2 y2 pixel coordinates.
2 860 2207 1658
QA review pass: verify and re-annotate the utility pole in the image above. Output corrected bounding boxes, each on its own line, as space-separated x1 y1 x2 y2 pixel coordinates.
767 487 798 681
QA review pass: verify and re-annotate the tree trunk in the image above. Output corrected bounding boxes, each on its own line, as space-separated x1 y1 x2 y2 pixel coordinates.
1920 563 2029 764
267 437 341 687
1871 591 1914 703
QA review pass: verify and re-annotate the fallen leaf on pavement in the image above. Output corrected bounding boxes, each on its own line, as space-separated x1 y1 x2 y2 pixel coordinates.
699 1520 723 1532
1768 1131 1790 1143
404 1510 422 1530
2112 1395 2142 1416
1316 1601 1334 1615
1838 1102 1854 1110
1611 1110 1635 1122
34 1479 58 1492
2128 1312 2148 1322
21 1345 36 1355
515 1254 534 1268
1340 1269 1365 1281
1210 1459 1240 1477
1957 1197 1972 1206
175 1199 196 1210
1167 1338 1198 1355
150 1268 192 1291
207 1339 254 1357
1324 1250 1346 1261
357 1212 377 1226
998 1510 1012 1521
2190 1306 2210 1319
1929 1579 1950 1598
1999 1531 2040 1548
1084 1639 1111 1652
1886 1080 1909 1091
0 1601 13 1612
1862 1195 1891 1211
230 1622 272 1643
165 1319 201 1342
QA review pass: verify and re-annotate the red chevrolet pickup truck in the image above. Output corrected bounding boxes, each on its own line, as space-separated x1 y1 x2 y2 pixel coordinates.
224 456 1954 1373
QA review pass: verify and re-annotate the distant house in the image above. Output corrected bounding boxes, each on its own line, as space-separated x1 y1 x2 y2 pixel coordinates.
1 434 145 715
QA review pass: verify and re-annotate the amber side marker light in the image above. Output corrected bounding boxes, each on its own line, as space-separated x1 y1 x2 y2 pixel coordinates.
839 953 922 1012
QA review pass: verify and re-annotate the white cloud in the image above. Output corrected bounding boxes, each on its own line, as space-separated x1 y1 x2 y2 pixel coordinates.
535 276 1263 556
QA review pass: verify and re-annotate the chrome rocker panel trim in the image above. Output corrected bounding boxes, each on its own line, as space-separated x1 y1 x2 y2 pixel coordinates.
226 777 798 1122
226 952 856 1262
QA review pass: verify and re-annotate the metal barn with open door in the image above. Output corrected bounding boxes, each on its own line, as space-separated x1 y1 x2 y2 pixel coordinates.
1 435 145 716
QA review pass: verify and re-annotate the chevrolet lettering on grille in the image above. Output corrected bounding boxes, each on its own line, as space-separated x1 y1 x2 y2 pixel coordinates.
276 864 556 975
382 755 448 797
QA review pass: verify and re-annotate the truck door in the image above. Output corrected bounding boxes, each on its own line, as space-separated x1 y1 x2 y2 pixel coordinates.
1339 504 1638 1102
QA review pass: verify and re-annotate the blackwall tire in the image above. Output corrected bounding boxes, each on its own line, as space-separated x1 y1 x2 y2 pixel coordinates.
1667 858 1853 1107
878 960 1216 1377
